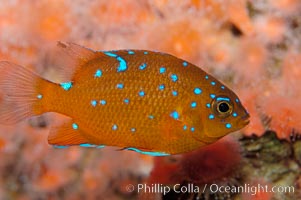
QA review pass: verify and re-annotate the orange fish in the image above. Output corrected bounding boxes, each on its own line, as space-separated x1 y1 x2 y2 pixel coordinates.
0 42 249 155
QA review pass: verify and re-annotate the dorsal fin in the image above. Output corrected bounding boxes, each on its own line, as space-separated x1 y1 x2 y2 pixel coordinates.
56 42 105 82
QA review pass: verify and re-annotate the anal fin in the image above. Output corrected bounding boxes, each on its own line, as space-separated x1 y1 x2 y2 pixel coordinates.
124 147 170 156
79 143 105 148
48 120 89 146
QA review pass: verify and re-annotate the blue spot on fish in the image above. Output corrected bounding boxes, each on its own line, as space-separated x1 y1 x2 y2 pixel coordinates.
225 123 232 129
37 94 43 99
91 100 97 107
158 84 165 90
80 144 105 148
205 75 209 80
172 90 178 96
79 143 97 148
159 67 166 74
104 52 128 72
124 98 130 104
191 101 197 108
190 127 195 132
210 94 216 99
216 97 230 102
100 100 106 105
233 112 238 117
128 50 135 55
182 61 188 67
144 51 148 55
116 83 124 89
72 123 78 130
60 82 73 91
139 63 147 70
126 147 170 156
170 74 178 82
131 128 136 132
139 90 145 97
194 88 202 95
235 98 239 103
148 115 154 119
170 111 179 120
221 85 225 90
211 81 216 86
112 124 118 130
104 52 117 57
94 69 102 78
206 103 211 108
116 57 127 72
209 114 215 119
53 145 69 149
183 125 187 130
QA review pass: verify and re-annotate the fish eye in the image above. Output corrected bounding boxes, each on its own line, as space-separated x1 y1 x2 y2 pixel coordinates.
217 102 230 113
212 96 233 118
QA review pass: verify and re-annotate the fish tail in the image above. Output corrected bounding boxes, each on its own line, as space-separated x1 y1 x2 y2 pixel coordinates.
0 61 50 124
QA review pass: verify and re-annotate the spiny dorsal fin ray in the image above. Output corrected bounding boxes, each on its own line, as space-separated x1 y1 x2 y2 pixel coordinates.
57 42 106 82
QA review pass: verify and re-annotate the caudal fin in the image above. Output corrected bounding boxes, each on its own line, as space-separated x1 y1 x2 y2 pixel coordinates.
0 61 45 124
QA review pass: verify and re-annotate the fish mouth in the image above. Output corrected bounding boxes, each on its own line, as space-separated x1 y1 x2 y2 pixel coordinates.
242 119 250 126
241 113 250 126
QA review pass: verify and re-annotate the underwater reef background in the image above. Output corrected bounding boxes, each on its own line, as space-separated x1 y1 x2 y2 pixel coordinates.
0 0 301 199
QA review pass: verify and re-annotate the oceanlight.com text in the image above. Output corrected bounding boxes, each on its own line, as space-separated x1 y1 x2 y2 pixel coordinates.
126 183 295 196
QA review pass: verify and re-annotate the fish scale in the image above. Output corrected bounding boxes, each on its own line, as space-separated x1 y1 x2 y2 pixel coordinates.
0 42 250 155
54 54 193 149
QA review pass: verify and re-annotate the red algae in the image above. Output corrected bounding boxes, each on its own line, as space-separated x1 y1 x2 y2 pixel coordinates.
147 156 180 185
254 15 286 43
147 20 204 62
90 1 154 28
139 136 242 199
83 170 104 191
178 136 242 184
240 51 301 139
37 1 70 37
33 168 72 192
269 0 301 14
261 93 301 139
227 0 255 36
234 37 267 81
147 136 242 185
34 2 70 41
282 53 301 86
187 0 255 36
238 85 271 136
